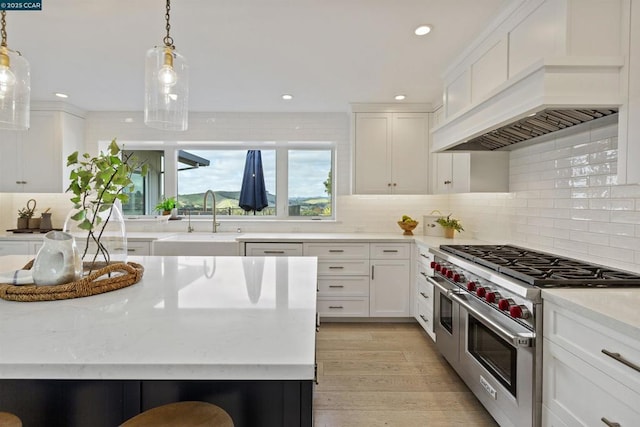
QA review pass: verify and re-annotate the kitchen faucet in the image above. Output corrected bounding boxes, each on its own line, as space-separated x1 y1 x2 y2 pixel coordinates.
203 190 218 233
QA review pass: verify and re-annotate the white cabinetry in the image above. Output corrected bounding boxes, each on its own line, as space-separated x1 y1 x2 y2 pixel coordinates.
414 242 435 340
369 243 411 317
0 107 85 193
0 241 31 256
353 112 428 194
305 242 370 318
433 152 509 194
543 300 640 426
126 241 151 256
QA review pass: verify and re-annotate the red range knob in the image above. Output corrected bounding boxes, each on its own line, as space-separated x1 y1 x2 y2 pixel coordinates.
498 298 511 311
430 261 437 269
466 281 477 291
446 270 454 279
453 273 462 283
510 305 531 319
435 264 442 272
440 267 447 275
476 287 487 298
485 291 500 303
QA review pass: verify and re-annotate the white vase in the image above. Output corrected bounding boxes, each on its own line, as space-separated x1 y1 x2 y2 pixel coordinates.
63 202 127 267
32 231 82 286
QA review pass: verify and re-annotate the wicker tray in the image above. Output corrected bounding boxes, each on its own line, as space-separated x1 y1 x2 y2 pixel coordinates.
0 260 144 302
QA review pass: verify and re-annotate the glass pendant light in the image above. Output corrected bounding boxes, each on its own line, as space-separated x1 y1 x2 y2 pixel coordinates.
144 0 188 131
0 11 30 131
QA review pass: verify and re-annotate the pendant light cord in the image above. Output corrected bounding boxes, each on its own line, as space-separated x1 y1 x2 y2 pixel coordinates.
1 11 7 48
163 0 174 49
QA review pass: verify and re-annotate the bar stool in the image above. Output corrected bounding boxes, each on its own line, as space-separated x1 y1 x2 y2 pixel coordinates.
120 401 234 427
0 412 22 427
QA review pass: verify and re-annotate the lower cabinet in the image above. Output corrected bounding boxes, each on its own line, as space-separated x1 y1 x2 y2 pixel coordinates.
414 242 435 340
369 259 411 317
244 242 303 256
543 300 640 425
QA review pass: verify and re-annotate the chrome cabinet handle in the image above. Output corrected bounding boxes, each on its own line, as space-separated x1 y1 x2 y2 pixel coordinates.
601 417 621 427
328 305 343 309
264 250 285 254
371 265 375 280
444 180 452 184
420 253 430 258
602 349 640 373
420 292 429 299
328 285 344 288
383 249 398 253
419 315 428 323
328 266 344 269
328 249 344 253
420 271 428 278
127 248 136 252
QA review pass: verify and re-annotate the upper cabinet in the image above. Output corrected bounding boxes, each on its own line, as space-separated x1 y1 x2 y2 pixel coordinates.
353 109 429 194
431 0 637 184
0 104 85 193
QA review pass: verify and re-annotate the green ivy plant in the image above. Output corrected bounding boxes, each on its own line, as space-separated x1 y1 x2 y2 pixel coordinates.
66 139 147 267
435 214 464 232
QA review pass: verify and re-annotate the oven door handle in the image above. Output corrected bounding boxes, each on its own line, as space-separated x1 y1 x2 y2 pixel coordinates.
448 292 535 348
427 276 455 295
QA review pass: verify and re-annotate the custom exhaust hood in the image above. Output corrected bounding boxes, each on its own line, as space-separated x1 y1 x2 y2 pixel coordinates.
431 58 625 152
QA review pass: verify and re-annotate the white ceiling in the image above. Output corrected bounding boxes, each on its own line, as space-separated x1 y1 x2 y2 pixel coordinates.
8 0 508 113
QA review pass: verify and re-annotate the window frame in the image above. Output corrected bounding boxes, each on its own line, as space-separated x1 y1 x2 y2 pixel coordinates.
105 139 336 221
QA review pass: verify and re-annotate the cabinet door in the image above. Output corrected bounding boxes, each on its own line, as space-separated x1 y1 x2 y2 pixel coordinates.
391 113 428 194
354 113 392 194
21 111 62 192
244 242 303 256
434 153 454 194
0 131 22 192
370 260 411 317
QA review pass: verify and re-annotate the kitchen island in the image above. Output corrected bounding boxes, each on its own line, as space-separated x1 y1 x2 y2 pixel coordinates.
0 255 318 427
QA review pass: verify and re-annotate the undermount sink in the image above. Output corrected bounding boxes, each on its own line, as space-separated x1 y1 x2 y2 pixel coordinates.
153 233 242 256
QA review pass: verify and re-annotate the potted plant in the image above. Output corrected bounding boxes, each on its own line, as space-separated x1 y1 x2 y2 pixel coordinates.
65 139 147 270
435 214 464 238
17 207 32 230
155 197 176 216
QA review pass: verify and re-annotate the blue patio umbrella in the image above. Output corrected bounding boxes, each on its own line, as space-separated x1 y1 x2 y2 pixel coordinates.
239 150 269 214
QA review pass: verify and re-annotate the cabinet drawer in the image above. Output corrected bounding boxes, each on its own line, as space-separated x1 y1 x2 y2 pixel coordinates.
370 243 410 259
0 241 30 255
415 262 433 286
318 260 369 276
416 277 434 305
415 298 434 339
318 297 369 318
126 241 151 256
318 276 369 297
415 244 434 270
544 301 640 394
303 243 369 259
544 339 640 426
245 242 303 256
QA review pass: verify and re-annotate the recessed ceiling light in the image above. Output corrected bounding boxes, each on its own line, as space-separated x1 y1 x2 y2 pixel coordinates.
414 25 432 36
395 95 406 101
54 92 69 99
282 94 293 100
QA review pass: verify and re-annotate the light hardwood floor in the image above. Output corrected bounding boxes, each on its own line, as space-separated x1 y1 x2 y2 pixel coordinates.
313 322 499 427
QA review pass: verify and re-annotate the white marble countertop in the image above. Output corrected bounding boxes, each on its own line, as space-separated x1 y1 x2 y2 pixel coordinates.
542 288 640 340
0 255 318 381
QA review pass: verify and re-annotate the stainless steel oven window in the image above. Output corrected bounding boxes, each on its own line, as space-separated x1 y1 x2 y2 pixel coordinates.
468 315 517 396
439 293 453 334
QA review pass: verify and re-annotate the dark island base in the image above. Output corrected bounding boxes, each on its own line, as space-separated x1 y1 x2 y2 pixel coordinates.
0 379 313 427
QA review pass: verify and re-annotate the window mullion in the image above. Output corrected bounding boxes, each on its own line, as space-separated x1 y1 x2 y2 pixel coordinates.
276 147 288 219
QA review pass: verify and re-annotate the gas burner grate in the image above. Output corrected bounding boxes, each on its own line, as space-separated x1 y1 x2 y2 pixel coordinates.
440 244 640 288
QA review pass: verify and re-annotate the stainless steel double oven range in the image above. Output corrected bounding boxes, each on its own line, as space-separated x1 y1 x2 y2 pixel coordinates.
428 244 640 427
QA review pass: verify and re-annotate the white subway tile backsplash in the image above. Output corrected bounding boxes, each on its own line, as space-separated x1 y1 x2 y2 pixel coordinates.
570 230 608 245
588 244 635 264
589 222 636 236
554 218 590 231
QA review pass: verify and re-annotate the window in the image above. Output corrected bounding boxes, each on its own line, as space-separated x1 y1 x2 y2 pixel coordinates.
117 141 335 220
288 150 332 217
177 149 276 216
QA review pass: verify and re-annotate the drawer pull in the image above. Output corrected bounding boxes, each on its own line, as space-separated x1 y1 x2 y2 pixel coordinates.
264 250 286 254
382 249 398 253
328 266 344 270
601 349 640 373
127 249 136 252
328 249 344 253
601 417 621 427
419 315 428 323
329 285 344 288
328 305 344 309
420 292 429 299
420 271 428 278
420 253 429 259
